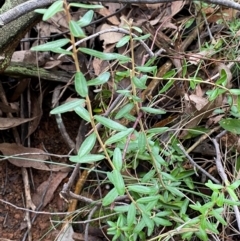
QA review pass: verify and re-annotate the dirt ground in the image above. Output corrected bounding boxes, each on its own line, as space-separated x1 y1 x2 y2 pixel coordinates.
0 107 75 240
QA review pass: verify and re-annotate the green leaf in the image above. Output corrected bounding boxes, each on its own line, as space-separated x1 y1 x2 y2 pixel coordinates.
138 132 146 153
142 213 154 236
105 128 134 145
141 107 166 115
78 10 94 27
146 127 169 134
128 185 157 194
78 133 96 157
229 89 240 95
127 203 136 226
137 195 160 203
74 106 91 122
113 147 122 171
207 88 226 101
229 180 240 190
226 186 238 201
136 66 157 73
133 34 150 41
216 69 227 86
205 180 224 190
31 39 70 52
131 26 142 33
159 79 174 94
50 99 85 114
141 170 155 183
34 9 47 14
69 20 86 37
102 187 118 206
114 205 129 213
211 209 227 225
132 76 147 89
219 118 240 134
153 217 172 226
79 48 131 62
70 154 105 163
87 72 110 86
50 48 72 55
115 103 134 119
116 36 131 48
69 3 103 9
110 170 125 195
75 72 88 97
166 186 184 197
94 115 127 131
43 0 63 21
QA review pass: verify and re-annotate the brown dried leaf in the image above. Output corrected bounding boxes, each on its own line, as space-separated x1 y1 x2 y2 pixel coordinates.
32 172 68 209
99 23 123 47
0 117 35 130
26 91 43 138
97 6 120 25
0 143 70 172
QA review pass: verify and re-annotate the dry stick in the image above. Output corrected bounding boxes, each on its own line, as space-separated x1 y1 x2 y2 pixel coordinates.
52 85 77 154
212 133 240 231
1 0 240 26
85 206 98 241
178 144 220 184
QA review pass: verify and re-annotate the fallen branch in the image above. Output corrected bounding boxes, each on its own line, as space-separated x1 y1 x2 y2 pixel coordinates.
0 0 240 26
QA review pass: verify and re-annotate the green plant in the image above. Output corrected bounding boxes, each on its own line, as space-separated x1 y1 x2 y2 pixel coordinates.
31 1 240 240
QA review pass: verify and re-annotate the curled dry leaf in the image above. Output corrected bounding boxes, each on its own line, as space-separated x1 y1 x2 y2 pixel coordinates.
0 143 70 172
32 172 68 209
0 117 35 130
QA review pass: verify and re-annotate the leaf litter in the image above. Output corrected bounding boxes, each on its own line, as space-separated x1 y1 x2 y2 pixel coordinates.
1 1 240 240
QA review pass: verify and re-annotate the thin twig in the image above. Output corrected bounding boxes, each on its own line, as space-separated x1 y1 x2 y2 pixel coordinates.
1 0 240 26
178 143 220 184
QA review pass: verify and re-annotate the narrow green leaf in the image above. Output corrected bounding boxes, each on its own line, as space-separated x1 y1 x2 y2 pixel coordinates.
102 187 118 206
132 76 147 89
105 128 134 145
74 106 91 122
114 205 129 213
229 89 240 95
128 185 157 194
141 107 166 115
51 48 72 55
69 3 103 9
229 180 240 190
87 72 110 86
78 133 96 157
79 48 131 62
94 115 127 131
138 132 146 153
136 66 157 73
211 209 226 225
69 20 86 37
131 26 142 33
142 213 154 236
116 36 130 48
43 0 63 21
141 170 155 183
220 118 240 134
163 69 176 78
110 170 125 195
31 39 70 52
78 10 94 27
50 99 85 114
115 103 134 119
137 195 160 203
113 147 122 171
70 154 105 163
153 217 172 226
159 79 174 94
75 72 88 97
146 127 169 134
205 180 224 190
34 9 47 14
133 34 150 40
127 203 136 226
166 186 184 197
